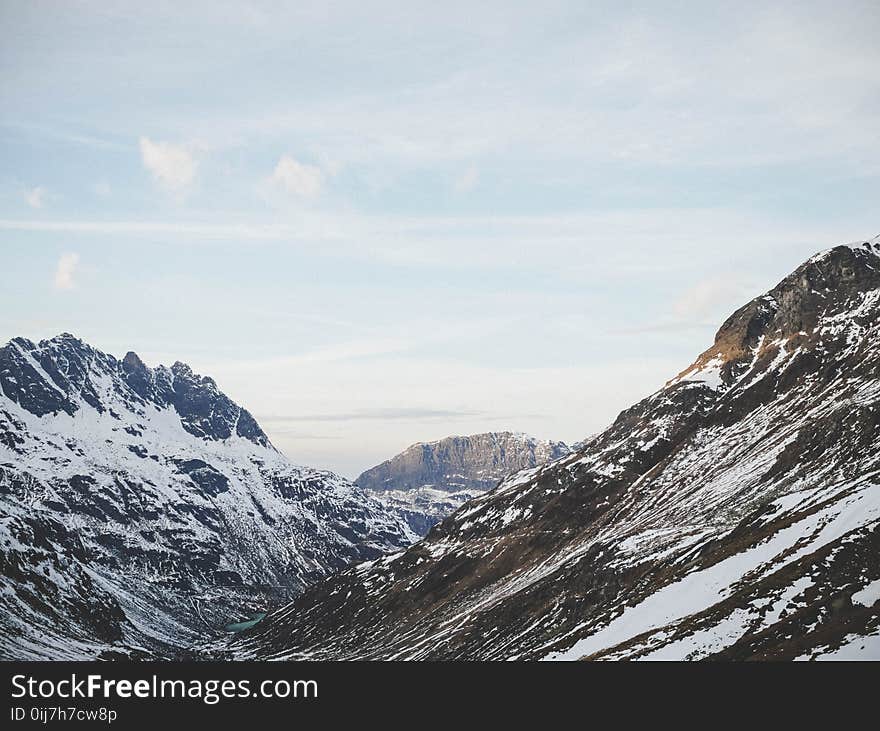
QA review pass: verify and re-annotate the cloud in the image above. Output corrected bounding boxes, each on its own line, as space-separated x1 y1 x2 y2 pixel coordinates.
452 165 479 194
93 181 112 197
608 275 757 336
53 253 80 290
261 407 485 423
672 276 754 321
139 137 197 194
605 321 716 336
24 187 46 208
270 155 324 198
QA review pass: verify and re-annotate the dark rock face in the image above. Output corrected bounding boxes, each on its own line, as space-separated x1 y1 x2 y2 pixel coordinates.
686 243 880 386
174 459 231 497
0 333 273 449
163 361 268 446
0 337 77 417
231 241 880 661
0 336 414 660
120 351 154 401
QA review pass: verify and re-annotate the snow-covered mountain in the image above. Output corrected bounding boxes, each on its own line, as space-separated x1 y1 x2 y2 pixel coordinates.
356 433 571 534
231 239 880 660
0 335 415 660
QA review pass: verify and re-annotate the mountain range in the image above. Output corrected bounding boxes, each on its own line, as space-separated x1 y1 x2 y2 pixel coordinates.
2 238 879 661
356 432 572 534
0 336 414 659
228 240 880 660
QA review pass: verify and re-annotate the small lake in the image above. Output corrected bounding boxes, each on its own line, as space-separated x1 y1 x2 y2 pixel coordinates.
224 612 267 633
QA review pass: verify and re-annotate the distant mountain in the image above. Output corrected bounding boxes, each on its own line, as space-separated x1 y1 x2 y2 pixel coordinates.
232 239 880 660
356 432 571 534
0 335 415 660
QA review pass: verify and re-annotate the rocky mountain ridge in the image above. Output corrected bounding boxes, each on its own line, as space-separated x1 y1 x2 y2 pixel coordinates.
0 334 415 660
230 239 880 660
357 432 572 534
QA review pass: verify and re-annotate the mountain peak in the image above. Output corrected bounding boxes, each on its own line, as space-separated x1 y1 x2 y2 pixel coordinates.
0 341 416 660
358 431 571 495
170 360 195 376
357 431 572 534
1 334 273 448
53 331 82 342
122 350 147 372
809 236 880 262
674 240 880 389
44 332 92 354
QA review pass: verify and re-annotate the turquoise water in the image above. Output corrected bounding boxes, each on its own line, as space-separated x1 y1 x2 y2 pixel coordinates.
224 612 267 633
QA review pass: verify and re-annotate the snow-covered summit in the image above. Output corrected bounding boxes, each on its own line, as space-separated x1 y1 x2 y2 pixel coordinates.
0 334 415 660
0 333 273 448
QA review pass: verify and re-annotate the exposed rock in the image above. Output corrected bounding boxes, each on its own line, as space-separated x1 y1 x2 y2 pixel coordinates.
358 432 570 494
356 432 571 535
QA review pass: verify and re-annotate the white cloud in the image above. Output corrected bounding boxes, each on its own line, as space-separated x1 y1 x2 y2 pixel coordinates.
139 137 197 194
672 276 754 321
270 155 324 198
24 187 46 208
452 165 479 194
93 181 112 197
53 253 80 290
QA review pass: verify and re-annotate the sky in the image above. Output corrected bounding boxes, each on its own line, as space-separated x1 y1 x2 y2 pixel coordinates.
1 1 879 477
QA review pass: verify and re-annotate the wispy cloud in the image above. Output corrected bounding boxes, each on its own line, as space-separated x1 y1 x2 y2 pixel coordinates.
452 165 479 194
206 338 413 372
269 155 324 198
3 121 130 151
53 252 80 290
139 137 198 195
605 275 759 336
671 276 756 321
261 407 485 423
0 210 865 284
0 218 295 238
24 187 46 209
605 321 717 336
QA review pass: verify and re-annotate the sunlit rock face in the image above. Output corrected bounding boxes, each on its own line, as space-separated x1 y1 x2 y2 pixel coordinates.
356 432 572 535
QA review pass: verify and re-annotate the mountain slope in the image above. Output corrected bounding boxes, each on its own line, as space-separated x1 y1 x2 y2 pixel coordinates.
0 335 415 660
356 432 571 534
231 240 880 661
